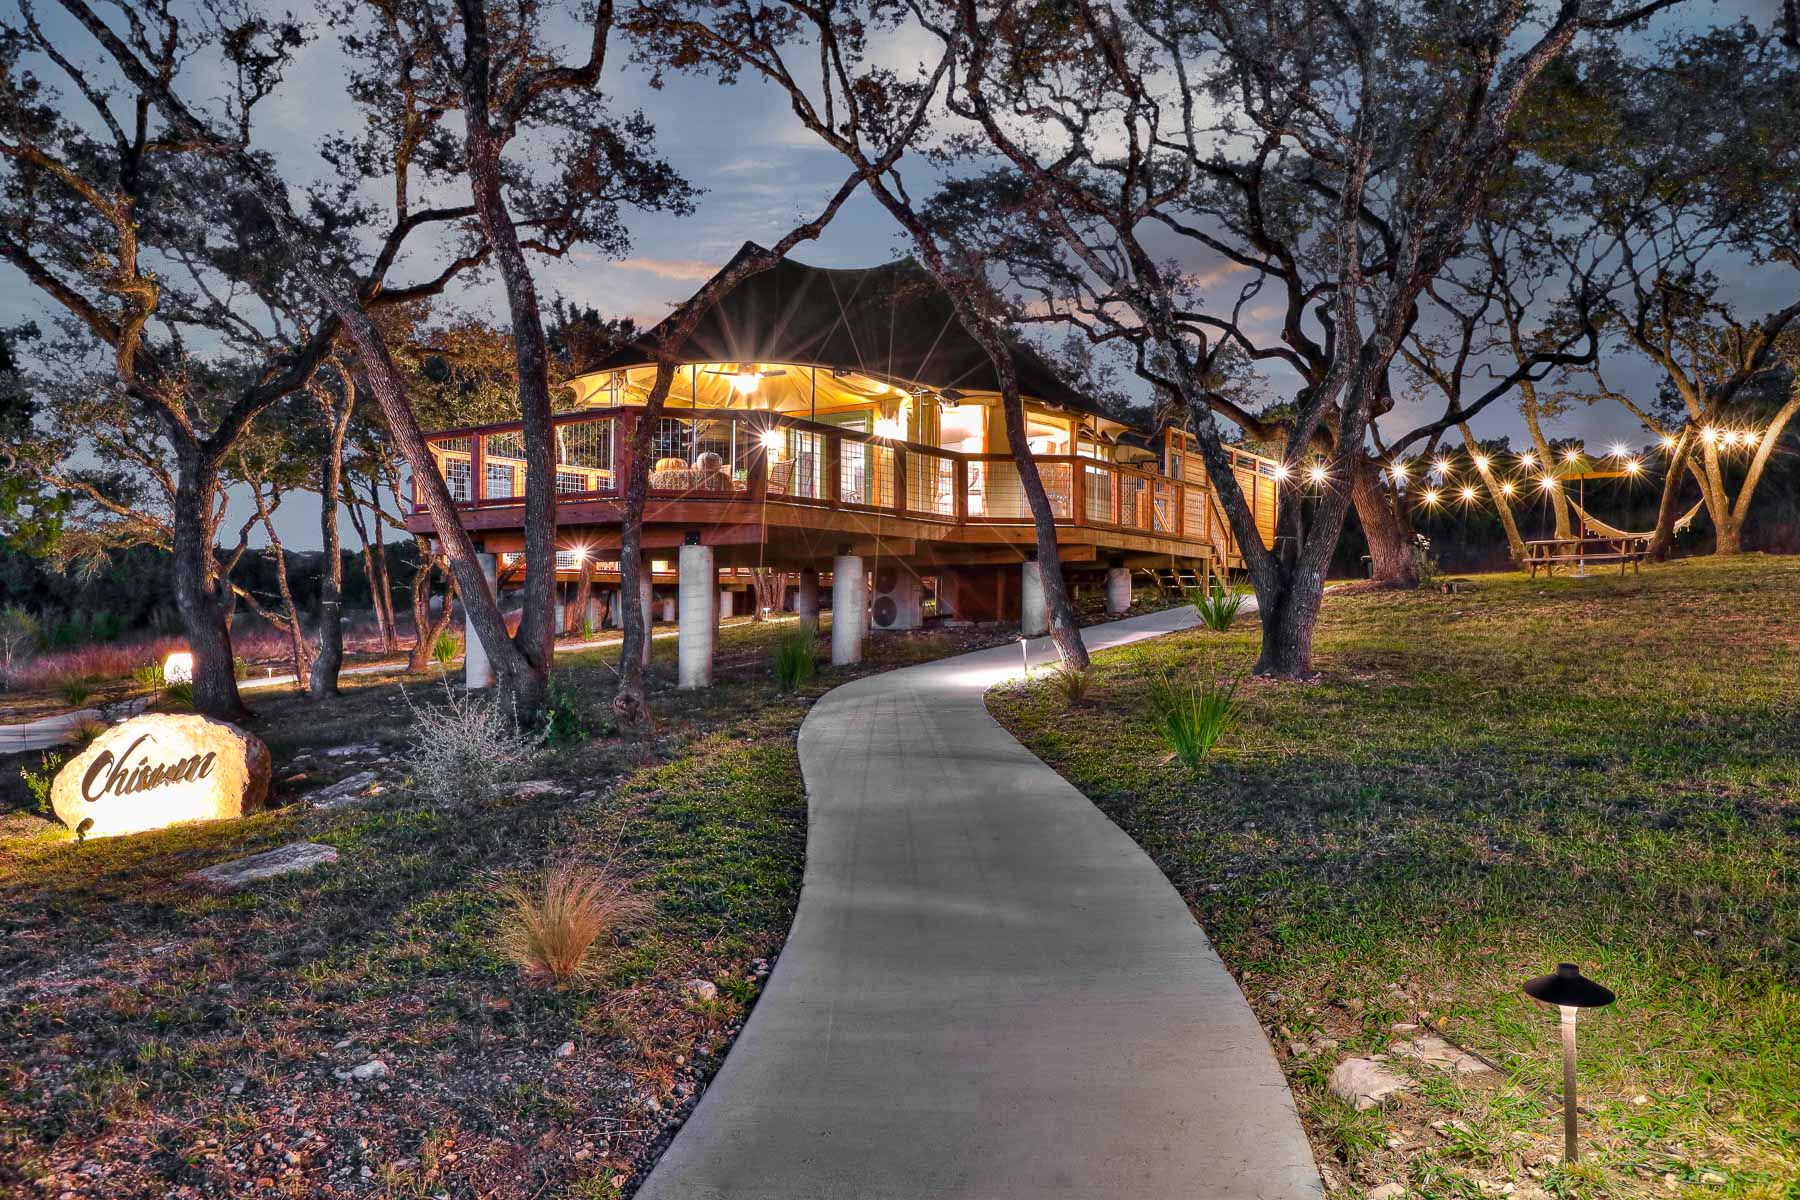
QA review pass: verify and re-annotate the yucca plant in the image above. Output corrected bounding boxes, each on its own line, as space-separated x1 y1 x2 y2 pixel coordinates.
1191 581 1248 632
495 862 650 986
1146 662 1242 768
772 621 817 690
431 631 459 669
52 674 99 708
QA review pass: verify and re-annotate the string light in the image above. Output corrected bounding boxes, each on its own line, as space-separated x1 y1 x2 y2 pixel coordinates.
1500 480 1517 497
1473 453 1490 472
1307 463 1329 485
1540 475 1559 491
1433 457 1452 477
1422 488 1441 507
1273 462 1292 482
1519 451 1537 468
1726 430 1745 447
1609 442 1629 458
1459 485 1477 503
1563 447 1582 464
1625 458 1642 475
1661 434 1677 450
1702 426 1718 444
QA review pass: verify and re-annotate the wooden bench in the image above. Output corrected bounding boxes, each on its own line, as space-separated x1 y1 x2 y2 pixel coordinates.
1524 536 1648 579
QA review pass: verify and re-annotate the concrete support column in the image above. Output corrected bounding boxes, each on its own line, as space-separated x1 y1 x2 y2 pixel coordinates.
1021 559 1049 637
465 552 499 689
677 542 715 689
831 553 866 666
718 588 735 619
796 568 820 622
639 577 653 665
1105 561 1132 616
661 597 677 623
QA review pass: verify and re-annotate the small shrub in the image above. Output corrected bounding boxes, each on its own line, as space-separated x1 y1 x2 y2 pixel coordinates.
1411 532 1441 587
161 681 195 711
1047 662 1091 704
771 621 817 690
579 615 598 640
90 612 125 643
1191 581 1247 632
495 861 650 986
1145 660 1242 768
52 674 99 708
539 678 586 747
431 631 459 669
403 679 537 807
232 656 250 681
130 663 165 697
21 750 69 816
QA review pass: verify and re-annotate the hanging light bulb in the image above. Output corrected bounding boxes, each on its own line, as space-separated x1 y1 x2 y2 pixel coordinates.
1609 442 1629 458
1473 453 1490 472
1422 488 1441 507
759 428 785 453
1540 475 1559 491
1518 451 1537 468
1660 434 1677 450
1563 447 1582 464
1433 457 1452 477
1459 485 1477 503
1625 458 1642 475
1273 462 1292 482
1307 463 1329 485
1701 426 1718 444
732 369 762 395
1500 480 1517 497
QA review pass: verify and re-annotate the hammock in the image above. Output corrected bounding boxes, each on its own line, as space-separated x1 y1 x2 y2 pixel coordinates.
1566 496 1706 541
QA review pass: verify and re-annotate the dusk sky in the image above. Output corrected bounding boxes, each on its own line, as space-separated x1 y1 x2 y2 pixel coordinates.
6 0 1791 550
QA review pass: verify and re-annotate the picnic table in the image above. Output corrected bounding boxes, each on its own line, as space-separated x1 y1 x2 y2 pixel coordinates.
1524 534 1649 578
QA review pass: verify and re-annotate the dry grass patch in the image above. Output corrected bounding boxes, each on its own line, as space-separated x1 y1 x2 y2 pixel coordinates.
496 860 650 986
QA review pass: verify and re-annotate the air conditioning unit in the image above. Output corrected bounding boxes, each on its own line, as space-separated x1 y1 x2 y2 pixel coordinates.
869 563 924 631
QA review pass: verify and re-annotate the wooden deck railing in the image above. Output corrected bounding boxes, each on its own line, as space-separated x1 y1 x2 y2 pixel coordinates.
416 408 1272 556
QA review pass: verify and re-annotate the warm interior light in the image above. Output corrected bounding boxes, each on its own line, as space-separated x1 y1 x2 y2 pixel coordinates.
759 428 785 453
872 416 905 440
731 370 761 395
163 651 194 684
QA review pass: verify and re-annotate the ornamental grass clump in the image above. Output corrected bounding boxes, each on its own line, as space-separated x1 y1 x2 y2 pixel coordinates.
495 861 650 986
1048 662 1092 705
771 621 817 690
1145 659 1242 769
1191 581 1248 632
403 680 537 807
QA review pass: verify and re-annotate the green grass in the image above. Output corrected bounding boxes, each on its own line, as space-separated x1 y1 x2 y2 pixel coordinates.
991 554 1799 1200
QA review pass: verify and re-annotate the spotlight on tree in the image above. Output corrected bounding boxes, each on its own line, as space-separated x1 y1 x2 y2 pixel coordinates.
1523 963 1616 1164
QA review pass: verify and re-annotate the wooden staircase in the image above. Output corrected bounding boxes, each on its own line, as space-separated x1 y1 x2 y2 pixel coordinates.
1147 564 1204 597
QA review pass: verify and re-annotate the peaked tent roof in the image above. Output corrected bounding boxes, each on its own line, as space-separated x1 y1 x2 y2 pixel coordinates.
593 242 1121 425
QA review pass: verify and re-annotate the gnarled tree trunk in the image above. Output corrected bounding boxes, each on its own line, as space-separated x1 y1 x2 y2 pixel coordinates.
1351 451 1418 586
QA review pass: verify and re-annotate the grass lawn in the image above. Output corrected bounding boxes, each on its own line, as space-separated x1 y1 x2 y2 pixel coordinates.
0 611 1028 1199
990 554 1798 1200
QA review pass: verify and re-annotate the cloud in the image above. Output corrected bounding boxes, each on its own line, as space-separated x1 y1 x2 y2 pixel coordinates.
615 257 721 281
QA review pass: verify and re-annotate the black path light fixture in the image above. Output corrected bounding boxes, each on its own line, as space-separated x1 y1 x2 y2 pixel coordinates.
1523 963 1616 1164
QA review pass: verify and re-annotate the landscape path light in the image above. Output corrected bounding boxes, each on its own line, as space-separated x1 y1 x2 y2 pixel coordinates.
1523 963 1616 1164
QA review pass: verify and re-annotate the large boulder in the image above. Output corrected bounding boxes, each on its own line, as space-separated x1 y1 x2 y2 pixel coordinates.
51 713 272 840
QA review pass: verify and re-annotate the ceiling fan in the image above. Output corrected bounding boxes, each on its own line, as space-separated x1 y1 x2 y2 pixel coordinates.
702 365 788 395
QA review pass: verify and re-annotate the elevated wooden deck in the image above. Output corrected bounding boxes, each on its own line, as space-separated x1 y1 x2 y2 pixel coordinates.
404 408 1277 580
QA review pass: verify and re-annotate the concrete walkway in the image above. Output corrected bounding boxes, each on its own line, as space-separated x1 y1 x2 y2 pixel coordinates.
638 607 1320 1200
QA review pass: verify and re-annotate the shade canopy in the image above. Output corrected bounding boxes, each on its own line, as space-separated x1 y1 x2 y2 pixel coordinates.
589 243 1112 423
1523 963 1615 1008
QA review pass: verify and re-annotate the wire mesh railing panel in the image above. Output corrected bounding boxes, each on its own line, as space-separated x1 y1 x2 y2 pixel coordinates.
840 440 895 508
906 451 956 517
1120 474 1150 530
1084 463 1115 524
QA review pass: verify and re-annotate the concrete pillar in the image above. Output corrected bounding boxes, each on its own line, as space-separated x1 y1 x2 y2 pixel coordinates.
831 554 866 666
639 577 653 665
796 568 820 622
718 588 735 619
1021 559 1049 637
465 552 499 689
677 542 715 689
1105 562 1132 616
661 597 676 623
604 589 621 628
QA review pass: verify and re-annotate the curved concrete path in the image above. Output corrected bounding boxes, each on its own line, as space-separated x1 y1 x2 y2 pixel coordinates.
638 607 1319 1200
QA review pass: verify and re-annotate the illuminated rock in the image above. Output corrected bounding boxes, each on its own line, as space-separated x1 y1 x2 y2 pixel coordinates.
50 713 272 839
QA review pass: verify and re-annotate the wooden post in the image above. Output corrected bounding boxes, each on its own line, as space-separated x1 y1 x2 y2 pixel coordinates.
470 432 486 504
